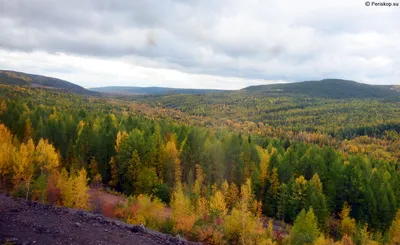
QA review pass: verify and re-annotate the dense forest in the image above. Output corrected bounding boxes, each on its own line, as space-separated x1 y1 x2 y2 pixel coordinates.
133 89 400 140
1 83 400 244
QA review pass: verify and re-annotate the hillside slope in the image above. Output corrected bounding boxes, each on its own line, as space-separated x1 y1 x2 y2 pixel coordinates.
90 86 226 95
0 194 192 245
0 70 97 96
244 79 399 98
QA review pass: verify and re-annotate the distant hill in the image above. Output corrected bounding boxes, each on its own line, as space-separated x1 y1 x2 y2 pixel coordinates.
1 71 397 99
90 86 227 95
389 85 400 92
243 79 400 98
0 70 97 95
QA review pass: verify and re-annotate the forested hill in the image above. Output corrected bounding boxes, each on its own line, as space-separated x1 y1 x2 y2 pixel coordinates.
243 79 400 98
2 70 398 99
90 86 226 95
0 70 97 96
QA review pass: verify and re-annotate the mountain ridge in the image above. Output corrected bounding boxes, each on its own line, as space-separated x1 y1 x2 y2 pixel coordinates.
0 70 98 96
243 78 399 98
89 86 227 95
1 70 398 98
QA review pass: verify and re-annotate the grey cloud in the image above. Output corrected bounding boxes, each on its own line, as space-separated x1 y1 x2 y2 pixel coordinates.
1 0 399 85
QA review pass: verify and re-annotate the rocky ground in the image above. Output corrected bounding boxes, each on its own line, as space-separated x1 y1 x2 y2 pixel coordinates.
0 194 197 245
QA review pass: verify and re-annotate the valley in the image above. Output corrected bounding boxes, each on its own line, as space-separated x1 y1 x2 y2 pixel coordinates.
1 71 400 244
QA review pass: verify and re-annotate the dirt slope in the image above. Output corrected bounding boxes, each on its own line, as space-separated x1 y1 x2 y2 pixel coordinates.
0 194 194 245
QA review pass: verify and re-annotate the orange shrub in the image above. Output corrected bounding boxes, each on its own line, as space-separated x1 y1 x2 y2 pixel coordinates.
114 204 125 219
101 202 116 218
46 173 60 204
196 225 225 245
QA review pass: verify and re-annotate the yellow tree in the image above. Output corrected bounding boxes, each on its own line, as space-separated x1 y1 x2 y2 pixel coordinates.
72 168 89 210
171 183 196 234
293 175 308 209
164 138 181 186
389 209 400 245
12 139 35 200
257 146 270 189
224 179 268 244
240 179 255 242
126 194 166 229
241 179 253 212
115 131 128 153
0 100 6 116
359 224 380 245
35 139 60 174
196 196 209 221
311 173 323 193
193 164 205 198
57 168 74 207
209 190 227 218
226 182 239 209
340 202 356 238
0 124 14 186
313 236 333 245
270 168 279 198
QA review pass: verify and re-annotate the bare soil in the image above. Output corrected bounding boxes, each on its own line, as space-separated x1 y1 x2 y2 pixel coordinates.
0 193 195 245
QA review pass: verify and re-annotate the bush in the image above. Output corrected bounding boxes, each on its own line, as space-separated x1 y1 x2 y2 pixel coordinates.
159 218 175 235
101 202 116 218
13 183 27 198
195 225 225 245
118 194 166 230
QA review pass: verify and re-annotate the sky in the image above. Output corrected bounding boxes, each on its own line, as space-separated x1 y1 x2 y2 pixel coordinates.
0 0 399 89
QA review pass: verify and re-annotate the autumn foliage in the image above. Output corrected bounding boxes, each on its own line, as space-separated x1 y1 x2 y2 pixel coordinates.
1 84 400 245
0 123 90 210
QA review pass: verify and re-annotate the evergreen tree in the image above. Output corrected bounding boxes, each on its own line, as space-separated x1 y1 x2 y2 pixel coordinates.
277 183 288 221
308 174 328 227
290 208 320 245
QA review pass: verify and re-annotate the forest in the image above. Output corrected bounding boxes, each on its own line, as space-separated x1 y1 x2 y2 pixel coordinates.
1 83 400 245
132 89 400 140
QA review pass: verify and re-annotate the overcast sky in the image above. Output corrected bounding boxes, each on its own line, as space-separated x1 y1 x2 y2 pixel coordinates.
1 0 399 89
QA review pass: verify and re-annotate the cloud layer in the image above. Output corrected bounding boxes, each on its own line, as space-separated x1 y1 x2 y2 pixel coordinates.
1 0 399 88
